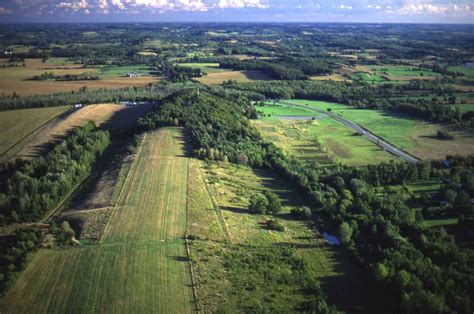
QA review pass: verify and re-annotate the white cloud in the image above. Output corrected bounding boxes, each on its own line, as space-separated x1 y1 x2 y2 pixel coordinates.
57 0 90 11
397 1 472 15
111 0 125 9
0 6 13 14
339 4 352 10
217 0 267 9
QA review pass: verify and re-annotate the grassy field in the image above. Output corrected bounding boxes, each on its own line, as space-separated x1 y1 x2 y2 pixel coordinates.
177 62 228 73
0 106 70 161
257 103 316 116
0 128 194 313
255 103 396 166
195 70 273 84
0 59 159 96
189 161 383 312
423 218 458 228
286 99 474 160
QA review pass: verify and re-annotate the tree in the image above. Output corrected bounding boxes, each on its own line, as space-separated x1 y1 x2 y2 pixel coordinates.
339 222 353 245
249 194 269 214
263 191 282 214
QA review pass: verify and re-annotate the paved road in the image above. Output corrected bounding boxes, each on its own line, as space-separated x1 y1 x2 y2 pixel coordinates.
280 101 420 163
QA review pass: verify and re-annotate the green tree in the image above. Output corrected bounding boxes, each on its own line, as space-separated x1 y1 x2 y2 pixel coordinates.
249 193 269 214
339 222 353 245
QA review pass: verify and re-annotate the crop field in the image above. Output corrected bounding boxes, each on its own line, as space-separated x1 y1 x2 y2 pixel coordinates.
177 62 228 73
287 99 474 160
190 161 382 312
0 105 70 161
255 103 395 166
0 127 194 313
102 128 188 243
0 59 159 96
4 104 126 161
195 70 273 84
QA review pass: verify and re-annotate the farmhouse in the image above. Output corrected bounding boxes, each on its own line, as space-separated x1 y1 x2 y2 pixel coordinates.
4 49 13 56
126 72 138 77
74 103 83 108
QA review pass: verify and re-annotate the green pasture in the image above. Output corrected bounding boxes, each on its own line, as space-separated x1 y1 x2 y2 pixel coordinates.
177 62 227 73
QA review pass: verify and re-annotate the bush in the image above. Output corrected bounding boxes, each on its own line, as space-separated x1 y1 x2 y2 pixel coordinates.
291 206 312 220
249 193 269 214
263 191 282 214
266 219 285 232
436 130 454 140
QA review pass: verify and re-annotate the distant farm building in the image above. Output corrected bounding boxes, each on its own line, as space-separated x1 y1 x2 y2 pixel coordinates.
4 49 13 56
126 72 138 78
74 103 83 108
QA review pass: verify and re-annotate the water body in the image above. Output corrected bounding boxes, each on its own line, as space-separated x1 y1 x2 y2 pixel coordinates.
323 232 341 246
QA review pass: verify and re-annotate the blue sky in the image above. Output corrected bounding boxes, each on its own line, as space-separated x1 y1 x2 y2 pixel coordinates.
0 0 473 23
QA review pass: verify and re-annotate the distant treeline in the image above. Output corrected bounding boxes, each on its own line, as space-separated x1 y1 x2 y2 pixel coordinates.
219 57 333 80
223 80 473 126
0 83 183 111
31 72 99 81
0 122 110 224
137 90 473 313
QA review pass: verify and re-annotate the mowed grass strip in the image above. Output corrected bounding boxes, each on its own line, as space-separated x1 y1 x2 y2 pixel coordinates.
102 127 188 243
0 106 70 160
0 242 192 313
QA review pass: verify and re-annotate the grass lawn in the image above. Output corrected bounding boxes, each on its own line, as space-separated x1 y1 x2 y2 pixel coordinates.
0 128 194 313
0 106 70 161
286 99 474 160
423 218 458 228
256 103 316 116
351 71 387 83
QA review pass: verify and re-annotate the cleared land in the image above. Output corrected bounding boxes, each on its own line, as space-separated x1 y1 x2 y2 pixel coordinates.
288 99 474 160
190 161 383 312
0 59 159 96
195 70 273 84
255 103 395 166
177 62 228 73
0 128 194 313
0 106 70 161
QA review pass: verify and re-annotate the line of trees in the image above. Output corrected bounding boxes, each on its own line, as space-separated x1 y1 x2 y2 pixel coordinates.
0 122 110 224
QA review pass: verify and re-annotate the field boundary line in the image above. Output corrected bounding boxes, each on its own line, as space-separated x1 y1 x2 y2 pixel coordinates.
99 133 147 243
198 164 231 241
185 159 201 313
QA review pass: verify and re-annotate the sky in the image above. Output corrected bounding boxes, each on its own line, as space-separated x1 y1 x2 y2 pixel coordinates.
0 0 473 23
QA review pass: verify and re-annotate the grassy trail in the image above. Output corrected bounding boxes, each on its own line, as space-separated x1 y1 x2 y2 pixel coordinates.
0 127 194 313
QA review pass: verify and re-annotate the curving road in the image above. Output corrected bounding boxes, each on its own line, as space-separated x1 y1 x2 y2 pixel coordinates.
280 100 420 163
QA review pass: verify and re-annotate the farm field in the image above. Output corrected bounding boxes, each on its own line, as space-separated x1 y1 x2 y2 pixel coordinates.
0 105 70 161
2 104 121 162
0 59 159 96
194 70 273 84
177 62 228 73
0 127 194 313
255 103 397 165
189 160 385 312
286 99 474 160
